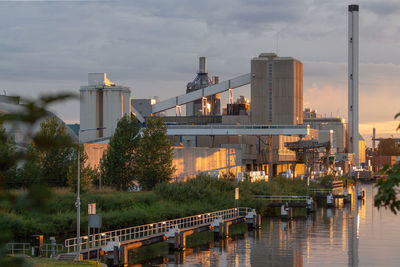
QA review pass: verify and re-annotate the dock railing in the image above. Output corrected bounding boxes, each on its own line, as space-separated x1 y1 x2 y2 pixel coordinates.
65 207 252 253
254 195 310 202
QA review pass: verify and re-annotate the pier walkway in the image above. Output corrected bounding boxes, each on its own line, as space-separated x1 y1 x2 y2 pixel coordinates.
64 207 260 265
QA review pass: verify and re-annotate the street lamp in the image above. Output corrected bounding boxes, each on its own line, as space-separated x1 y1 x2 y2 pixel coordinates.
76 127 105 261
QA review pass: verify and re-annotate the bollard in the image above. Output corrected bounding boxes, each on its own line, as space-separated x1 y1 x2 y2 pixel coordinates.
306 197 315 213
50 237 56 258
281 204 290 220
245 209 261 230
357 188 365 199
326 193 334 208
113 246 119 266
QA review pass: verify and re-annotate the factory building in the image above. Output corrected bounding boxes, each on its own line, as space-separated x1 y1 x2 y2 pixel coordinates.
186 57 221 116
304 117 347 154
80 73 131 143
250 53 303 125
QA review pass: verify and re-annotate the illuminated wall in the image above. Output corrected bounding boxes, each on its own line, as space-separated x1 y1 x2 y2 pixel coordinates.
84 144 242 180
173 147 242 180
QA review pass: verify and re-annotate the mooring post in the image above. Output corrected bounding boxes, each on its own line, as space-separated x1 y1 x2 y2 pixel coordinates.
306 197 315 213
327 193 334 207
113 246 119 266
246 209 261 229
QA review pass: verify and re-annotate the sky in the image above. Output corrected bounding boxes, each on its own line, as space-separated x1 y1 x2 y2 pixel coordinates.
1 0 399 147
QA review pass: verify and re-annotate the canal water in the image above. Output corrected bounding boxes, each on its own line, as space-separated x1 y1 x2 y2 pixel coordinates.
129 184 400 266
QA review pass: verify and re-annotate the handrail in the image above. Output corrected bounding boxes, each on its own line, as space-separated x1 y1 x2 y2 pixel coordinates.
65 207 252 253
168 125 308 130
254 195 310 201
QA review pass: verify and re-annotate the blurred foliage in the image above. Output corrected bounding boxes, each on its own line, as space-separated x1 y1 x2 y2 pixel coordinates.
374 112 400 214
375 163 400 214
0 93 75 266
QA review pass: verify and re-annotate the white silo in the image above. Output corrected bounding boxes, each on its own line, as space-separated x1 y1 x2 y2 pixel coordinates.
80 73 131 143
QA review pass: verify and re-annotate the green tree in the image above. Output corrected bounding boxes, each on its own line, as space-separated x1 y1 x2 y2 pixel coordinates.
15 146 41 188
0 130 17 188
67 146 97 193
101 114 141 191
375 112 400 214
34 117 75 187
136 117 175 190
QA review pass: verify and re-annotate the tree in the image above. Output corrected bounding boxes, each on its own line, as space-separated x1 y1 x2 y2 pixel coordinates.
136 117 175 190
375 112 400 214
101 114 141 191
0 129 17 188
67 146 97 193
0 93 75 266
377 138 400 156
33 117 75 187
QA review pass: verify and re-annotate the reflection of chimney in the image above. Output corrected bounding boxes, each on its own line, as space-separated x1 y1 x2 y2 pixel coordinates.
198 57 207 74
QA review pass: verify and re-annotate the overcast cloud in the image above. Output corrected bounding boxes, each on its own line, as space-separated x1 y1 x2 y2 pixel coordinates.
0 0 399 145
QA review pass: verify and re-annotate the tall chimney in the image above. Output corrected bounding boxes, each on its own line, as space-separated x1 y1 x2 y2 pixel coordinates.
348 4 359 165
198 57 207 74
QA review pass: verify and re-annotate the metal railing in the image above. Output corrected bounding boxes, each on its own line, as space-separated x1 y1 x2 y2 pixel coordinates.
254 195 310 202
6 243 64 257
168 124 308 130
41 243 64 258
65 207 252 253
6 243 30 256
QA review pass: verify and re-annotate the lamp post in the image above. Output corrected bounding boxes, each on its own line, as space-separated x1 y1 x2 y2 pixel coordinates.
76 127 105 261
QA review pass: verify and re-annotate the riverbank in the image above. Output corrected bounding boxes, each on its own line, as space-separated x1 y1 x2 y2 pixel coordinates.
3 175 331 243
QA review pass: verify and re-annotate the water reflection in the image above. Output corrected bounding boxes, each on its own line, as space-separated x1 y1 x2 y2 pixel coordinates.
128 184 400 266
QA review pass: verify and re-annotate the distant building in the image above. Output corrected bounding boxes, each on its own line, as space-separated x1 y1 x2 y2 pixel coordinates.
131 99 154 118
304 117 347 153
250 53 303 125
80 73 131 143
225 96 250 116
303 108 321 119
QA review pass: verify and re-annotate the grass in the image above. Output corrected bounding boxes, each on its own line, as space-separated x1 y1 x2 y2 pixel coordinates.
24 258 100 266
3 175 331 244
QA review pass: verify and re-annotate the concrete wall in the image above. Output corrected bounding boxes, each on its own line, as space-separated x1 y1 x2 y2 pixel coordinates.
84 143 108 168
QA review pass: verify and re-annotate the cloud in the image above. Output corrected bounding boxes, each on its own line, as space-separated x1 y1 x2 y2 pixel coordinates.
0 0 398 126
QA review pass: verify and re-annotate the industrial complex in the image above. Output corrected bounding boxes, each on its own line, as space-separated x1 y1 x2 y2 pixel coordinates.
0 4 375 181
77 6 368 180
78 14 368 180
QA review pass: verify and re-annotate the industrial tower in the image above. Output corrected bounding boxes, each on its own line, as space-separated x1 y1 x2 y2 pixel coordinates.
186 57 221 116
348 4 359 165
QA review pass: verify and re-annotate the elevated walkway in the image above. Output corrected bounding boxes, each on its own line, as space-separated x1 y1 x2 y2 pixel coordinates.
167 124 309 136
